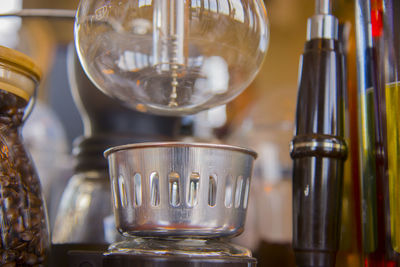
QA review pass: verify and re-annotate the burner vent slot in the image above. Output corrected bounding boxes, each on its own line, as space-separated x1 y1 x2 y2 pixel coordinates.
150 172 160 207
132 173 142 206
187 172 200 207
169 172 181 207
234 176 244 208
208 174 217 207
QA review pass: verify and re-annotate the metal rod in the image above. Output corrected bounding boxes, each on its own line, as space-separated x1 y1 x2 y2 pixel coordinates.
315 0 332 14
0 9 75 20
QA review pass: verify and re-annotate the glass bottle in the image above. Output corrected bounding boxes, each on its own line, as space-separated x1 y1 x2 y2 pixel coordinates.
0 46 49 266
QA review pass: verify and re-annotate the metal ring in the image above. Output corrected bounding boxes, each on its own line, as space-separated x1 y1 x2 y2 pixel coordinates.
0 9 75 20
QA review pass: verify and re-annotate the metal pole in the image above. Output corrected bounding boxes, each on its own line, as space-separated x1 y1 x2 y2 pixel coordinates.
0 9 75 20
315 0 332 14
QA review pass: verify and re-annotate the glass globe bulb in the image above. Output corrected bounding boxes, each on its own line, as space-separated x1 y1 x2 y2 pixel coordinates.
75 0 269 115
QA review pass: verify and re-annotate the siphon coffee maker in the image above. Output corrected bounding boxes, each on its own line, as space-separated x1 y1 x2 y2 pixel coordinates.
50 44 183 267
73 0 270 266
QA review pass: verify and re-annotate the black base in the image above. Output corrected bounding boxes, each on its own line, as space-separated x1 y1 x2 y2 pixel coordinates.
49 244 108 267
66 250 256 267
103 254 257 267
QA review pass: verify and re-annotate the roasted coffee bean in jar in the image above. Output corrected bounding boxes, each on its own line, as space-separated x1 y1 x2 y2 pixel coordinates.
0 46 49 266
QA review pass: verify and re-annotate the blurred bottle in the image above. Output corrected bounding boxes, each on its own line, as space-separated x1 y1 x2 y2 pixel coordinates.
380 0 400 263
229 118 295 267
335 0 363 265
372 0 400 265
355 0 400 265
355 0 383 265
22 101 70 227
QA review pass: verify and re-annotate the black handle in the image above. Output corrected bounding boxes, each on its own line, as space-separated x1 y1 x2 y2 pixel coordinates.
291 39 347 267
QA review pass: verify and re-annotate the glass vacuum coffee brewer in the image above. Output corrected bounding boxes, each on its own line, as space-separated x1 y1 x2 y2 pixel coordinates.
72 0 270 266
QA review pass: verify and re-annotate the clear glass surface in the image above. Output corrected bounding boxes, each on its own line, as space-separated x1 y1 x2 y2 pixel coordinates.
107 237 252 257
52 171 121 244
75 0 269 115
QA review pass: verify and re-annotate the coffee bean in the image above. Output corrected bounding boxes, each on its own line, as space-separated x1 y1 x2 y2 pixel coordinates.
6 209 18 223
28 193 41 207
13 219 25 233
9 237 21 248
31 214 41 227
5 107 17 116
25 253 37 265
20 231 33 241
0 116 12 125
5 188 18 199
13 241 27 251
2 249 18 262
3 196 14 209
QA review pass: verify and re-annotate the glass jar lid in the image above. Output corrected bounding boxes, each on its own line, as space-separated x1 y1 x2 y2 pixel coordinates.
0 45 41 101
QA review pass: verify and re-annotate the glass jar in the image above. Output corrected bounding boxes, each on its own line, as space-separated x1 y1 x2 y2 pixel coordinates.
0 46 49 266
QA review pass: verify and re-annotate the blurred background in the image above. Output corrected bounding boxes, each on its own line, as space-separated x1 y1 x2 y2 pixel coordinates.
0 0 358 267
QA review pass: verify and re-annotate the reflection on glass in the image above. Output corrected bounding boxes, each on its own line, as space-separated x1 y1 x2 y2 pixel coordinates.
53 171 119 244
75 0 269 115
